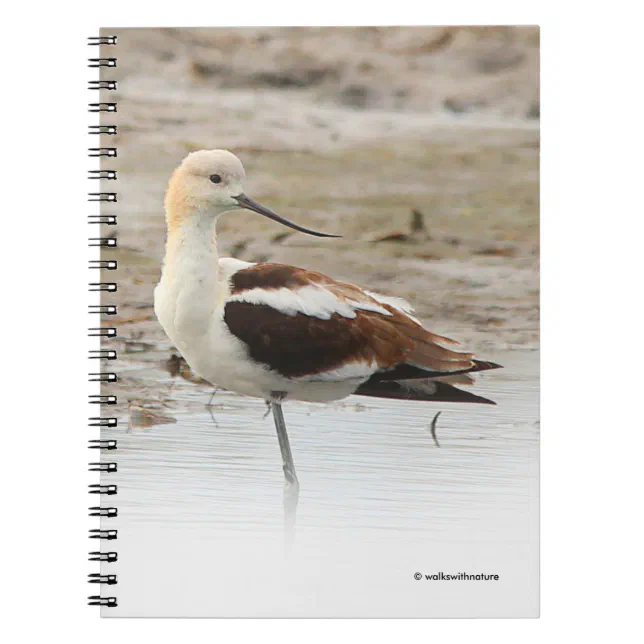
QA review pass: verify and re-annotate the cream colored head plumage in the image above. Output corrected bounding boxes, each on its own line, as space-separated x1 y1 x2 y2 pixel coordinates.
165 150 246 228
164 149 340 238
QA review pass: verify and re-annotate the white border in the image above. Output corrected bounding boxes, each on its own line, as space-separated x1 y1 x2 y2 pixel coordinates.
4 3 642 642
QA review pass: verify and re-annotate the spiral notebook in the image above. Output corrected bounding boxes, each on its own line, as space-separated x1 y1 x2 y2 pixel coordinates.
88 27 540 617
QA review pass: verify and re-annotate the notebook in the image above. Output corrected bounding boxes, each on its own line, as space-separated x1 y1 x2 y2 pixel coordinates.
88 26 539 618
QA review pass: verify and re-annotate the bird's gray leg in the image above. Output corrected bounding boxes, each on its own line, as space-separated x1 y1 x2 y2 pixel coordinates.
269 397 299 549
270 400 300 490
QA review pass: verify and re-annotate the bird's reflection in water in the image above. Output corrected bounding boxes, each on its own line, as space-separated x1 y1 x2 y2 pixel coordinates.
283 485 299 551
204 394 300 550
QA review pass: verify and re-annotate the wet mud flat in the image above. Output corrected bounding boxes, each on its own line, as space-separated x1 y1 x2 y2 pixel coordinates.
103 128 538 423
97 26 539 422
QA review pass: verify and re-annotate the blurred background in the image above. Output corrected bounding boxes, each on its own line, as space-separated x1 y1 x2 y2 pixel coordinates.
102 25 539 415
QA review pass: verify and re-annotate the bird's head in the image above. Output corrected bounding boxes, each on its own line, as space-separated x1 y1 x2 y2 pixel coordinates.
165 149 339 238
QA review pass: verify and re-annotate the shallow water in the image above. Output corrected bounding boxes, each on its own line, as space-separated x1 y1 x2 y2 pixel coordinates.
101 349 538 617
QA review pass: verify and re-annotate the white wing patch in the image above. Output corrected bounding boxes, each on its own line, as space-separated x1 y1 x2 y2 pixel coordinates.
228 284 393 320
218 257 255 280
216 258 256 308
365 290 421 324
294 359 378 382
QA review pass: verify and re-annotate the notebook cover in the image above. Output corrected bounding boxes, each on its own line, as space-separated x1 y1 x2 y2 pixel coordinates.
89 26 539 617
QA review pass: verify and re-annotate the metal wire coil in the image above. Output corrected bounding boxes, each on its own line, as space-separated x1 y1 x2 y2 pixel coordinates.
88 34 119 609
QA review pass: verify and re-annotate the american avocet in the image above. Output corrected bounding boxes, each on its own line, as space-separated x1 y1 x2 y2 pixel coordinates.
154 150 501 489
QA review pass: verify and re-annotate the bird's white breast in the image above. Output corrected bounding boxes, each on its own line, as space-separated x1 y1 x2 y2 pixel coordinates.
155 257 288 399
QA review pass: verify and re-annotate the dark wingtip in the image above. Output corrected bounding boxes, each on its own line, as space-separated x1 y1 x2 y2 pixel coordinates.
473 359 503 372
355 380 498 405
479 398 497 405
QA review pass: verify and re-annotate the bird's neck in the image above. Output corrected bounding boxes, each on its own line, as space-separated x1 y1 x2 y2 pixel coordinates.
162 212 222 308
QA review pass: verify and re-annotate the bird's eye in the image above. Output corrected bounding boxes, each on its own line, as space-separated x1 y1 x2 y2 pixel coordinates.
209 174 222 184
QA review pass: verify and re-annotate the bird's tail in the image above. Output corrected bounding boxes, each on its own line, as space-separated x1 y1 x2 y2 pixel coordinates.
355 378 497 405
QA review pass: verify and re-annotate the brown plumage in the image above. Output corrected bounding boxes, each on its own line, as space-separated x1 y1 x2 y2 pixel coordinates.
224 263 501 403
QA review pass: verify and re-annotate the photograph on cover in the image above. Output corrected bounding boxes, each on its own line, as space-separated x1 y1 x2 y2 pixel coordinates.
95 26 539 617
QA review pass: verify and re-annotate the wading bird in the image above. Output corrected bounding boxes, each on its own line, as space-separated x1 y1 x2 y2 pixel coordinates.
154 150 501 490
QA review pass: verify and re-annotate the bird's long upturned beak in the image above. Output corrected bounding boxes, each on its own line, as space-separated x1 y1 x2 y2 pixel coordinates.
233 193 340 238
